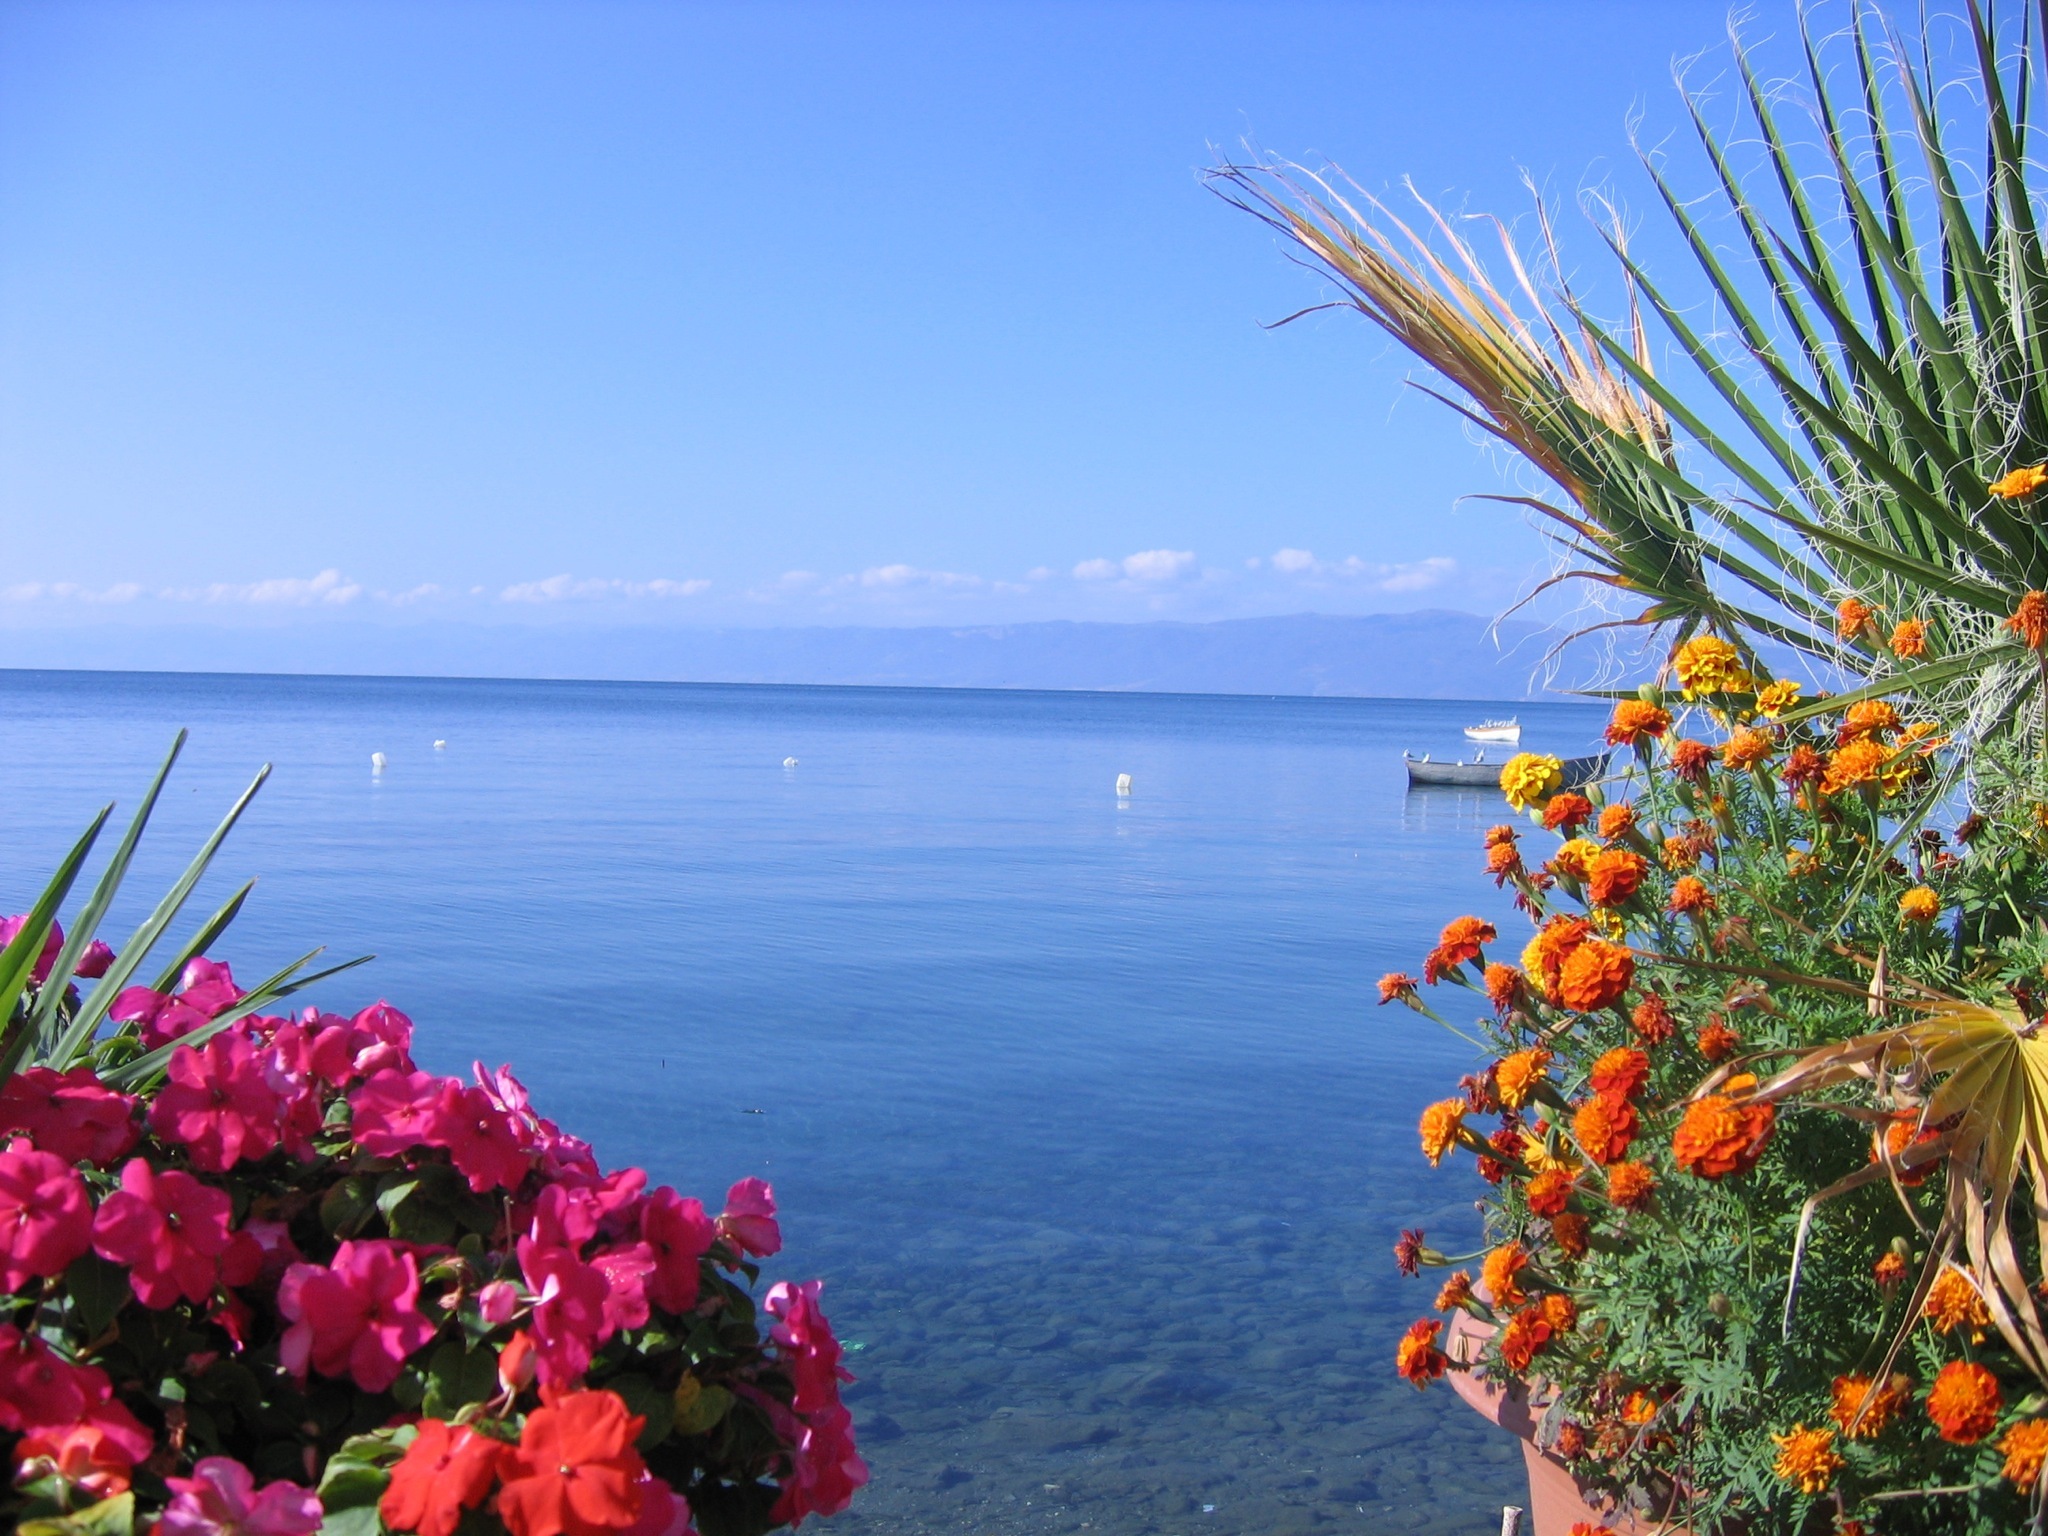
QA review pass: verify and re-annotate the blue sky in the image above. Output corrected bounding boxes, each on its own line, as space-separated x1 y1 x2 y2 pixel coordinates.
0 0 1743 635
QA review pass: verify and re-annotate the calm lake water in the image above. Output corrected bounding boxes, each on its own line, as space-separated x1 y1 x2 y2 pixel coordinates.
0 669 1606 1536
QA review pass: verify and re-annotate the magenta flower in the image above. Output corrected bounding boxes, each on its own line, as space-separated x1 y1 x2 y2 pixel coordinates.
765 1280 853 1415
514 1236 612 1386
0 1324 153 1461
592 1242 656 1334
642 1187 715 1314
0 1139 94 1289
175 957 244 1017
111 986 213 1050
348 1068 458 1155
148 1031 285 1171
476 1279 523 1325
92 1158 254 1308
0 1065 139 1166
74 939 115 979
277 1239 437 1392
718 1177 781 1258
528 1181 601 1248
474 1059 596 1178
157 1456 323 1536
624 1475 695 1536
0 914 65 985
428 1081 531 1193
270 1002 413 1089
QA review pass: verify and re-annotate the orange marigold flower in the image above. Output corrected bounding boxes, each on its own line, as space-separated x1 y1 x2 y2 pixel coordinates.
1523 915 1592 1005
1658 834 1698 871
1673 635 1755 697
1899 885 1940 924
1927 1360 2003 1444
1720 727 1775 771
1596 802 1636 840
1631 993 1676 1045
2000 1418 2048 1493
1891 618 1928 658
1830 1372 1910 1440
1672 1093 1776 1178
1780 743 1826 791
1550 1211 1589 1258
1622 1390 1659 1426
1434 1271 1474 1311
1539 1292 1578 1335
1486 841 1524 881
1670 739 1714 781
1418 1099 1467 1167
1495 1047 1554 1110
1542 792 1595 833
1395 1319 1447 1389
1573 1096 1638 1167
1485 823 1520 848
1835 598 1875 641
1990 464 2048 499
1821 738 1893 795
1376 973 1419 1006
1481 1242 1531 1309
1497 1307 1554 1372
1873 1251 1908 1292
2009 590 2048 650
1872 1114 1938 1187
1771 1424 1844 1495
1525 1168 1576 1218
1605 699 1673 748
1424 915 1497 983
1590 1047 1651 1101
1558 939 1635 1012
1668 875 1715 915
1925 1266 1993 1339
1838 700 1900 742
1500 752 1565 811
1554 1422 1587 1460
1696 1019 1741 1062
1483 962 1525 1015
1478 1124 1522 1185
1755 678 1801 718
381 1420 506 1536
1583 847 1649 908
496 1389 649 1536
1606 1161 1656 1210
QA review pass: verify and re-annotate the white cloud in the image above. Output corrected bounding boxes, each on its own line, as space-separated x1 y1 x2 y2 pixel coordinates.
1263 549 1456 593
152 569 364 606
1270 547 1317 574
1072 558 1119 581
387 583 443 605
1379 556 1455 593
500 574 710 603
1 581 143 604
853 564 980 590
1119 549 1197 583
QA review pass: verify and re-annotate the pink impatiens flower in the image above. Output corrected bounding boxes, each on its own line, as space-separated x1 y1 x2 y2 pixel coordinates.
0 914 65 985
514 1236 612 1386
92 1158 256 1308
0 1139 94 1289
0 1324 153 1462
74 939 115 979
0 1065 139 1166
157 1456 323 1536
175 958 243 1017
428 1080 531 1193
349 1069 458 1155
762 1281 866 1526
148 1031 286 1171
718 1177 781 1259
277 1239 437 1393
641 1187 715 1314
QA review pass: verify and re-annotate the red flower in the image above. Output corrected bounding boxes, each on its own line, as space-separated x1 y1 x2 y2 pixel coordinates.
0 1139 94 1289
1540 793 1594 833
91 1157 256 1308
380 1419 506 1536
277 1239 438 1393
641 1188 715 1314
0 1324 153 1463
1396 1319 1446 1388
718 1177 781 1258
497 1389 648 1536
147 1031 285 1171
0 1066 139 1167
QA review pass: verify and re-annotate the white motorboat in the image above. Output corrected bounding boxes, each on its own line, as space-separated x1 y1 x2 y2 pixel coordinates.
1464 718 1521 744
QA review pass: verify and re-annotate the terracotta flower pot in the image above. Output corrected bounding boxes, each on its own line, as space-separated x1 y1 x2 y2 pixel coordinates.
1443 1306 1698 1536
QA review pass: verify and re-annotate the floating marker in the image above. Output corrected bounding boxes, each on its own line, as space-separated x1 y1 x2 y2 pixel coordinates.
433 739 446 750
1115 773 1132 796
371 752 387 773
783 756 799 768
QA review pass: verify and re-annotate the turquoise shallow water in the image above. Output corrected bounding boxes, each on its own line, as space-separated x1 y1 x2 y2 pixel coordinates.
0 669 1605 1536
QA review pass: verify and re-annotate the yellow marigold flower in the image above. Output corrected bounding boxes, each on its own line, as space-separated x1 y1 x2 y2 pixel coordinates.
1891 618 1928 657
2000 1419 2048 1493
1925 1265 1992 1339
1754 678 1801 717
1418 1098 1467 1167
1899 885 1940 924
1548 837 1601 881
1720 727 1775 771
1495 1047 1553 1110
1990 463 2048 499
2009 589 2048 651
1835 597 1875 640
1771 1424 1844 1495
1499 752 1563 811
1672 635 1756 698
1830 1372 1910 1439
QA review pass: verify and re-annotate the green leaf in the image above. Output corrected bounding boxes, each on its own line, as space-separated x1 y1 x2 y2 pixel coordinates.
673 1377 734 1436
18 1492 136 1536
317 1508 384 1536
0 805 112 1086
63 1251 130 1338
608 1371 676 1448
422 1337 499 1419
321 1176 378 1238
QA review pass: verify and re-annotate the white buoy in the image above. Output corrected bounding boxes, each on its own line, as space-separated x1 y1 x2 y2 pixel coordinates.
783 756 798 768
433 740 446 750
371 752 387 773
1115 773 1132 796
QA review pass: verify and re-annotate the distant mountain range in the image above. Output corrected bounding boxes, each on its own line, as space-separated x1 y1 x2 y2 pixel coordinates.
2 610 1608 700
